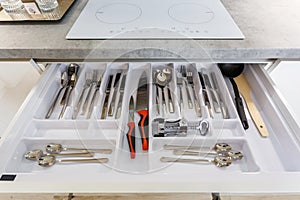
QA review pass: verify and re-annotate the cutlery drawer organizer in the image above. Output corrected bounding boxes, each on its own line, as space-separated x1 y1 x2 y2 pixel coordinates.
1 61 300 192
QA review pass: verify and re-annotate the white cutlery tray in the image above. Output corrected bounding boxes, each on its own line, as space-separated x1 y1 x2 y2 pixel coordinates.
0 61 299 193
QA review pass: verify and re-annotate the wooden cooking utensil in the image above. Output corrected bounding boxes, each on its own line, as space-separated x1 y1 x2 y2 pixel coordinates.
234 74 268 137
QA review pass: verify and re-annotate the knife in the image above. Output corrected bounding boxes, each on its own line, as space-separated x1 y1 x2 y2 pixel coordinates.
108 72 122 116
136 71 149 151
127 96 136 159
101 75 113 119
198 72 213 118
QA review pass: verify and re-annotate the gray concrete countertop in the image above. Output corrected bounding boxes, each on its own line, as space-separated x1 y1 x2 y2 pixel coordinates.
0 0 300 60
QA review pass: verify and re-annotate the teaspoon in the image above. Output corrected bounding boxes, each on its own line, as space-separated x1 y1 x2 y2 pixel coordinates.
45 143 112 154
38 155 108 167
160 156 232 168
24 149 94 161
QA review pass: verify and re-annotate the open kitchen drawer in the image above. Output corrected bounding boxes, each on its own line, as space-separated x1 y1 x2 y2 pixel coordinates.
0 60 299 193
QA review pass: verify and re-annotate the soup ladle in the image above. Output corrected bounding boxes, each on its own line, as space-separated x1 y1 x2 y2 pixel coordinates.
218 63 249 130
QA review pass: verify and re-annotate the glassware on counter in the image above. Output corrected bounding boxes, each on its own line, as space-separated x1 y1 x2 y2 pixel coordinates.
35 0 58 12
1 0 25 13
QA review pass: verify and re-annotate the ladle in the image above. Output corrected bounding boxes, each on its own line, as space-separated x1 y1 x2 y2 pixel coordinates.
219 63 269 137
45 143 112 154
38 155 108 167
218 63 249 130
24 149 93 161
160 156 232 168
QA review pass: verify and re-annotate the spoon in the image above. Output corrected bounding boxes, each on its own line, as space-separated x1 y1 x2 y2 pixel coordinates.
45 143 113 154
160 156 232 167
24 149 94 161
218 63 249 130
173 150 243 161
154 68 174 114
38 155 109 167
45 72 68 119
163 142 232 152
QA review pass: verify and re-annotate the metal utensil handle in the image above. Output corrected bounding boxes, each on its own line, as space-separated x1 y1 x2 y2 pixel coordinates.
81 85 93 115
115 92 124 119
211 72 229 119
45 86 65 119
59 86 73 119
107 90 116 116
173 149 216 156
177 86 183 112
72 86 87 119
58 158 109 163
191 86 202 117
86 88 99 119
167 87 174 113
163 144 209 151
184 81 193 109
65 148 112 154
52 152 94 157
160 157 210 163
155 86 160 114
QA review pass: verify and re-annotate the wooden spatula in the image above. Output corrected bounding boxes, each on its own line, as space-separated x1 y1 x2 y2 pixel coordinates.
234 74 268 137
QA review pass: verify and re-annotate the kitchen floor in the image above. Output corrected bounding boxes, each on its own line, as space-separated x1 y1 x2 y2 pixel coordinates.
0 193 300 200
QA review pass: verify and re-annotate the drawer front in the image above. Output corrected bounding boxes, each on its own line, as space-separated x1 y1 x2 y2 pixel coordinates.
0 61 299 193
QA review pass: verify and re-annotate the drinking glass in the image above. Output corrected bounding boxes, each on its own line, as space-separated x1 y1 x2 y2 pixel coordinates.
35 0 58 12
1 0 25 13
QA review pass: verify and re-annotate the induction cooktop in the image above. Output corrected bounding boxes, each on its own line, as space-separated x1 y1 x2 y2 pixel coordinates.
66 0 244 39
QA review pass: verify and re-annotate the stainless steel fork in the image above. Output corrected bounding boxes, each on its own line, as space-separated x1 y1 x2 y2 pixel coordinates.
72 71 93 119
187 71 201 117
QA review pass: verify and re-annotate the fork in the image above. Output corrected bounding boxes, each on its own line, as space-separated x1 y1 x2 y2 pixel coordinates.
72 71 93 119
176 72 184 112
81 70 97 115
187 71 201 117
87 70 103 119
179 65 193 109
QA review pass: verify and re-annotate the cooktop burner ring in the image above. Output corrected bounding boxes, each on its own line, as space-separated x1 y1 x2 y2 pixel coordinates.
168 3 214 24
95 3 142 24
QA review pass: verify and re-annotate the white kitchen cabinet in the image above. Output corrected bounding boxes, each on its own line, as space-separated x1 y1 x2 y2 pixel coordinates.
0 60 299 194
